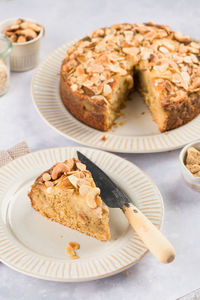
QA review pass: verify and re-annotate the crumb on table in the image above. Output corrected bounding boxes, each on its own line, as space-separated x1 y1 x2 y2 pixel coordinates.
101 135 107 141
125 270 129 276
119 121 124 126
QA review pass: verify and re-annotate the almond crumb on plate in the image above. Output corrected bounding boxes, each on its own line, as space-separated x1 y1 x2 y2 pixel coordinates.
66 245 79 260
164 131 168 135
119 121 124 126
69 241 80 250
101 135 107 141
113 237 117 240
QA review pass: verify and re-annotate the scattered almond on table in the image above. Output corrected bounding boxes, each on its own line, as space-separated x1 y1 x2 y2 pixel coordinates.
4 18 41 43
185 147 200 177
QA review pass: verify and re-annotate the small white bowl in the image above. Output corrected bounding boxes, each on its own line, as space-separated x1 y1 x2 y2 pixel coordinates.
0 18 44 72
179 140 200 192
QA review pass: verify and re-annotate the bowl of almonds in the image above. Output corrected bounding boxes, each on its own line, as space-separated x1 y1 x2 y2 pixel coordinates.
179 140 200 192
0 18 44 71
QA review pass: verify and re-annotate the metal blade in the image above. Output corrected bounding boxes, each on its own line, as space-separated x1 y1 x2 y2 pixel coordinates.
77 151 131 208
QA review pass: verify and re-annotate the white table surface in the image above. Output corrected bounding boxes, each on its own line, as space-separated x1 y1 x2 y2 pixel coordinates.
0 0 200 299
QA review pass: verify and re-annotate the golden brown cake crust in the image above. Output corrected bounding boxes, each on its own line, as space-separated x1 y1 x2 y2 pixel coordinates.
28 158 110 241
60 76 108 131
60 22 200 132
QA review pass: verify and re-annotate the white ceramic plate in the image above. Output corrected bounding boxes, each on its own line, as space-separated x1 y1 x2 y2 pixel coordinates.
0 147 163 281
31 41 200 153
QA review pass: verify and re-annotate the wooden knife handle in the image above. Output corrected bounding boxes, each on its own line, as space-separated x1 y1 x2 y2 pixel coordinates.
123 204 176 264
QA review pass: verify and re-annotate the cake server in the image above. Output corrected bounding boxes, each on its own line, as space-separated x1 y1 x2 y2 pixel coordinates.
77 151 176 264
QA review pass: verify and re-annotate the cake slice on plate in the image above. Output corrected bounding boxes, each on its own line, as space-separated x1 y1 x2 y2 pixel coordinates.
28 158 110 241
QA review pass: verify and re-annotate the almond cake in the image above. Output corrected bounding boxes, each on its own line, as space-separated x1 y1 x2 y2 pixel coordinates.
28 158 110 241
60 22 200 132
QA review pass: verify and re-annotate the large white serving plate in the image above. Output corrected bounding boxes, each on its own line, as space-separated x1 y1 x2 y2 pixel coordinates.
31 41 200 153
0 147 163 281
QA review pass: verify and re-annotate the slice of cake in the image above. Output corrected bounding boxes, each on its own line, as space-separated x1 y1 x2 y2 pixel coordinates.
28 158 110 241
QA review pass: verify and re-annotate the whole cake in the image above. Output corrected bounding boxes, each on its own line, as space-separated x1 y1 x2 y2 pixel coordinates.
28 158 110 241
60 22 200 132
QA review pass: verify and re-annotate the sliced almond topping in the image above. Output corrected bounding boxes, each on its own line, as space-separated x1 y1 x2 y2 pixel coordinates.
76 162 86 171
172 73 182 83
51 163 70 180
103 83 112 96
174 32 191 43
79 184 90 195
68 175 79 188
159 46 169 54
122 47 139 56
71 84 78 92
153 62 169 73
86 197 97 209
42 172 51 182
45 181 54 187
82 85 95 96
65 158 75 171
191 77 200 89
87 64 104 73
109 64 127 75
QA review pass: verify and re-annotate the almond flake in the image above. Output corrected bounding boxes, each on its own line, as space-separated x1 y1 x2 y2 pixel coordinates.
109 64 127 75
86 197 97 209
172 73 182 83
76 162 86 171
174 32 191 43
71 84 78 92
42 173 51 182
79 184 90 195
103 83 112 96
68 175 78 188
122 47 139 56
159 46 169 54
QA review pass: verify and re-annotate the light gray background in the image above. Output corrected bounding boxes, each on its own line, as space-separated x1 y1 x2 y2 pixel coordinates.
0 0 200 299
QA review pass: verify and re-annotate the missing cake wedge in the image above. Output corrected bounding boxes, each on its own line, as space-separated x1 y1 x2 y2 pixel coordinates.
28 158 110 241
